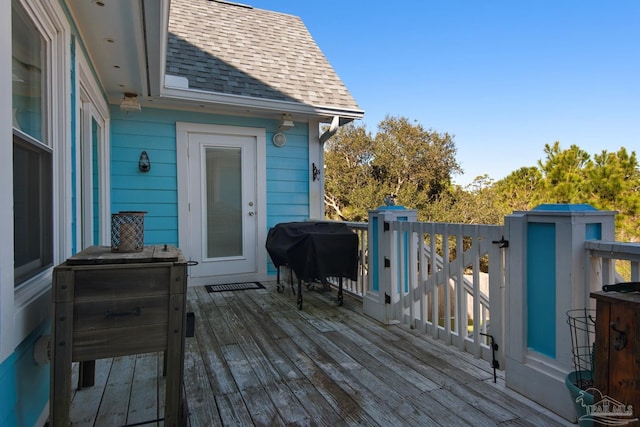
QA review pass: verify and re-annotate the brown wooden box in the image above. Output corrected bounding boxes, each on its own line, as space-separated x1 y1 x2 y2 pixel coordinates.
591 290 640 426
50 245 188 426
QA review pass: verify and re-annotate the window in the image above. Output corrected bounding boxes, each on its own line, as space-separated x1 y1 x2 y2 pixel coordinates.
13 134 53 285
12 1 53 286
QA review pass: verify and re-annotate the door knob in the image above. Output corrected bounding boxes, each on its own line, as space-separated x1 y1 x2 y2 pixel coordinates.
248 211 255 216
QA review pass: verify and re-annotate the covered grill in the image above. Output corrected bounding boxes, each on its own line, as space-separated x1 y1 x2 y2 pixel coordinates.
266 221 358 309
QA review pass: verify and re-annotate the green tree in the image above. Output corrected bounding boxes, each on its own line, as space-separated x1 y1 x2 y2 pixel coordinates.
585 148 640 242
324 122 376 221
423 175 504 225
324 116 462 221
370 116 462 211
537 141 590 203
493 143 639 242
492 166 544 213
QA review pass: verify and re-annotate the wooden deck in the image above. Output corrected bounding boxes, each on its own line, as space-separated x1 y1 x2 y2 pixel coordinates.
65 282 573 426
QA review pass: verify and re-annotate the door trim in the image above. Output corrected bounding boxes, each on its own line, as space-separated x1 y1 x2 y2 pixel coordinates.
77 45 110 248
176 122 267 285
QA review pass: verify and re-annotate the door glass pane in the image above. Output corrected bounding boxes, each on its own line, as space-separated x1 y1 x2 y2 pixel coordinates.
205 147 242 258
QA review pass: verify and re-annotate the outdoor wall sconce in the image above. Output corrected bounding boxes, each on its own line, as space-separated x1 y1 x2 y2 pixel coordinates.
312 162 320 181
278 114 294 131
272 132 287 147
138 151 151 172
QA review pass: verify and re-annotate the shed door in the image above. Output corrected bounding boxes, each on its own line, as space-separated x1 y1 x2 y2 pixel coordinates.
188 132 257 279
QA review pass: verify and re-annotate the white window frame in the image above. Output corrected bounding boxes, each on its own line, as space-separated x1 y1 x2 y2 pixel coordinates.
2 0 71 360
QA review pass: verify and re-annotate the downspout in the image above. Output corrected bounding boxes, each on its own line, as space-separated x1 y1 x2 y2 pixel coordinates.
319 115 340 144
314 115 340 219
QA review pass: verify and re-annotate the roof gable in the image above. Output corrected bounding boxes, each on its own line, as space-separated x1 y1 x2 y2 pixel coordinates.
166 0 360 112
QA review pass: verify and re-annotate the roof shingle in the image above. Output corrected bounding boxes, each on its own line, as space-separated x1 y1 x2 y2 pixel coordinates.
167 0 360 111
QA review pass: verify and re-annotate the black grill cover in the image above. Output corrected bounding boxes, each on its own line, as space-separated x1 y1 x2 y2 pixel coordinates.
266 222 358 283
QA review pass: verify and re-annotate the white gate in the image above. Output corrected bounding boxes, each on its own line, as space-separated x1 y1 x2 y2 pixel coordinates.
365 211 506 368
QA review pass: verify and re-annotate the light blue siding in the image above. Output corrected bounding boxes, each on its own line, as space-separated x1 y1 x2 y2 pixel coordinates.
265 131 310 227
109 106 311 251
0 322 50 427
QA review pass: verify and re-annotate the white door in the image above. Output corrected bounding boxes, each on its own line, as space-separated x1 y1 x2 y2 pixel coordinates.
180 124 266 285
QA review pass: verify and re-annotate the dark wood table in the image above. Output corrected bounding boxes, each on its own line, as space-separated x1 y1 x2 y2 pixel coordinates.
50 245 188 426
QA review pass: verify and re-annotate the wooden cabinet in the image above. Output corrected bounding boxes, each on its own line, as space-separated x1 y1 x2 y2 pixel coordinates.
50 245 188 426
591 291 640 425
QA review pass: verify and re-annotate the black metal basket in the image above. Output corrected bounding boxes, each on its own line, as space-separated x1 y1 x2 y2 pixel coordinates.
566 308 596 390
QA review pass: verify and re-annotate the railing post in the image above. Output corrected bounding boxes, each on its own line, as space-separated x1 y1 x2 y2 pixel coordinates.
363 206 417 324
503 204 616 421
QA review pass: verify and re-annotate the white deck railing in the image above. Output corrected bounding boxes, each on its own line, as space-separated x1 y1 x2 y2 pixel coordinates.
585 240 640 286
328 222 368 297
337 217 638 374
334 220 505 366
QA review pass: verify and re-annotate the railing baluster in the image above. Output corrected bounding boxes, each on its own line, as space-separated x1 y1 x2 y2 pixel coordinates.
331 219 508 368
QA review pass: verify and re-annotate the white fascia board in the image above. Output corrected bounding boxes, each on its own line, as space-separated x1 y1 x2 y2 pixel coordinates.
144 0 170 97
160 85 365 121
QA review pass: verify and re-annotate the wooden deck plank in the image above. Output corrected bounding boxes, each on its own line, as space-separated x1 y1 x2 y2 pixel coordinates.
220 294 290 386
274 337 381 426
268 312 421 426
157 353 165 427
126 353 160 426
229 292 306 382
286 378 346 426
308 291 547 425
93 356 135 427
261 382 310 424
191 286 236 346
358 323 544 423
69 359 112 426
188 287 239 395
328 312 508 423
214 392 255 426
64 283 572 427
183 334 224 427
237 385 286 427
220 343 262 391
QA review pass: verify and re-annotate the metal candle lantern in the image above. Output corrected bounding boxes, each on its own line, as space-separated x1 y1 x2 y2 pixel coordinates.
111 211 147 252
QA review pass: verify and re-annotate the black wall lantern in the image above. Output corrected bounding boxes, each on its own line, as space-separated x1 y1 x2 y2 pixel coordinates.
138 151 151 172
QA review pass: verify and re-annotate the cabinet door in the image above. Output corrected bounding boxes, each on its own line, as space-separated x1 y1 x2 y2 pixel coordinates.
602 301 639 412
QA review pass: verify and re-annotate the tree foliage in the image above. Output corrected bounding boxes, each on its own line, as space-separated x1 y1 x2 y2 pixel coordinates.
324 117 640 242
324 116 461 221
492 167 544 212
494 143 639 241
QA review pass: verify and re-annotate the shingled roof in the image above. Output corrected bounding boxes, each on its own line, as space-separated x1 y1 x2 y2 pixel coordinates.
166 0 361 113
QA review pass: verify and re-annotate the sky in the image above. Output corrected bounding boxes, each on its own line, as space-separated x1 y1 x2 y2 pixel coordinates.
245 0 639 186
